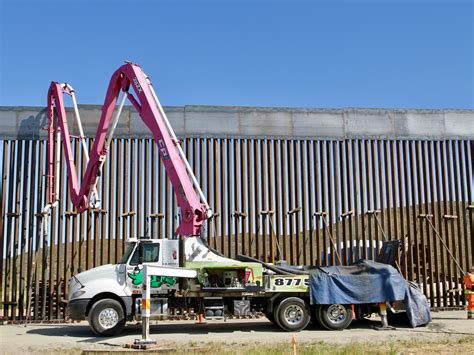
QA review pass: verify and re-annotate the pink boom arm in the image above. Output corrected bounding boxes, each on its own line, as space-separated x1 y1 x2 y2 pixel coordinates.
47 63 207 236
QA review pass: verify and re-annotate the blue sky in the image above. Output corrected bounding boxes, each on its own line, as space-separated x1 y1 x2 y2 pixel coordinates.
0 0 472 109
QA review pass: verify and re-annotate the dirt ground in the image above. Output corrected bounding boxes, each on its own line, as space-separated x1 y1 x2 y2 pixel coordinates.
0 310 473 354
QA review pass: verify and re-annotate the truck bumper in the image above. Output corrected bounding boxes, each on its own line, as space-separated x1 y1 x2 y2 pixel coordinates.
67 299 90 320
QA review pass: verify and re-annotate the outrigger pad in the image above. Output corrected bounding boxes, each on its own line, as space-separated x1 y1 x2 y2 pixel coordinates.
309 259 406 305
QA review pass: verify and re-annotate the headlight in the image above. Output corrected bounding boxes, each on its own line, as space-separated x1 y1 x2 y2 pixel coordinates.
68 276 85 301
70 275 83 288
70 290 86 299
69 277 77 290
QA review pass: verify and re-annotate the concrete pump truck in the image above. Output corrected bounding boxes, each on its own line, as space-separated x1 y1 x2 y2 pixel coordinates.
45 62 355 336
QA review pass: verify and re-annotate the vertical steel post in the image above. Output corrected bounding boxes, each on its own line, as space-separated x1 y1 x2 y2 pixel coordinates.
142 265 150 339
134 264 156 347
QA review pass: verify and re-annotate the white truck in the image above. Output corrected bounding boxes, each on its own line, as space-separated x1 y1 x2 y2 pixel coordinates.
67 235 354 336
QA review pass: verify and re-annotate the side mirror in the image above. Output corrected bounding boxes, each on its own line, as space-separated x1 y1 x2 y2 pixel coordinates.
138 243 144 265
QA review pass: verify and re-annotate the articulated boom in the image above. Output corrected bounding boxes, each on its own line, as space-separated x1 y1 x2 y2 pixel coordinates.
47 62 211 236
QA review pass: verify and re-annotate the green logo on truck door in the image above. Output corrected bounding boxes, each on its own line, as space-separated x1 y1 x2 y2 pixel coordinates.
128 269 177 288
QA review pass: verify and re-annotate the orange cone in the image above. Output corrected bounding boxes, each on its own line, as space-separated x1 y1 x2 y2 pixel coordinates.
195 313 206 324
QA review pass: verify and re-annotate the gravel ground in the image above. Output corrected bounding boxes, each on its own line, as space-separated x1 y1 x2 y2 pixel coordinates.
0 311 472 354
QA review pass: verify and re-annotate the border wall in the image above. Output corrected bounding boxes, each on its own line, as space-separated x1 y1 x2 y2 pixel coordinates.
0 105 473 320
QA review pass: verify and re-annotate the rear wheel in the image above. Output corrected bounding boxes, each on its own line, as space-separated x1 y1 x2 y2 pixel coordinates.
319 304 353 330
88 298 126 336
274 297 310 332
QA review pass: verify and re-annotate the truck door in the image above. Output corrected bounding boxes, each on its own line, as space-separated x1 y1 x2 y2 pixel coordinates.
125 242 161 294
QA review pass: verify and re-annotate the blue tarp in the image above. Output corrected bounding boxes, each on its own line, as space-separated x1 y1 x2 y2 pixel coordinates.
309 259 406 305
405 281 432 327
308 259 431 327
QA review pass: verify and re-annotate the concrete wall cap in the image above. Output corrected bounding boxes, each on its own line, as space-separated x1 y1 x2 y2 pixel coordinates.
0 105 473 140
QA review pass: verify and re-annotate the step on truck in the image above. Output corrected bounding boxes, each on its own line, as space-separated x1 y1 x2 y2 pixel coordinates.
46 62 367 336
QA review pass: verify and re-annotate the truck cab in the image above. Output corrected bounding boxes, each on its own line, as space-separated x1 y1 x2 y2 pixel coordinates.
68 238 180 335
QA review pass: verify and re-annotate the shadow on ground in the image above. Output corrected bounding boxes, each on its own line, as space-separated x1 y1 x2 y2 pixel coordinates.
25 317 415 341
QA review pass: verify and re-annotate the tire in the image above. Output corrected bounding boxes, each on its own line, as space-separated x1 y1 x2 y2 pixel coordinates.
272 303 283 329
88 298 126 336
317 305 330 330
319 304 353 330
274 297 310 332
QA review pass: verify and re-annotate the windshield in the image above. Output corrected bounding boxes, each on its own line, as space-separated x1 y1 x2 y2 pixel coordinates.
119 242 136 264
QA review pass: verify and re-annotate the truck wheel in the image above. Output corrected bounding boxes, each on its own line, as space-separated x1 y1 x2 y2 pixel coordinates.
88 299 126 336
319 304 352 330
274 297 310 332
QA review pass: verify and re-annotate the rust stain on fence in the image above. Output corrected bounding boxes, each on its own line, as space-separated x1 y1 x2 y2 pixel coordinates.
0 138 473 320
